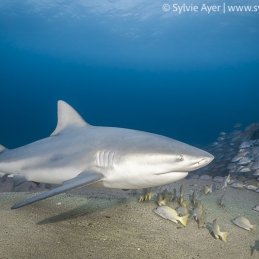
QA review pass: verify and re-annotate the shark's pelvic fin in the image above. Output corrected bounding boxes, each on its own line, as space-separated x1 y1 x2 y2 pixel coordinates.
13 175 28 188
11 171 104 209
0 144 8 153
0 172 6 179
51 100 90 136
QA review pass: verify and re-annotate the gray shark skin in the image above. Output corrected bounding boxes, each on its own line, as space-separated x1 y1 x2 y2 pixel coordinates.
0 101 214 209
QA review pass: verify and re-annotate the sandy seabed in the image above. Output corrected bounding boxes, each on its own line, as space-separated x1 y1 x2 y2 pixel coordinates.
0 178 258 259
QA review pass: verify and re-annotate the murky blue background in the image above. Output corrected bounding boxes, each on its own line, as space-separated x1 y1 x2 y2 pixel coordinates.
0 0 258 148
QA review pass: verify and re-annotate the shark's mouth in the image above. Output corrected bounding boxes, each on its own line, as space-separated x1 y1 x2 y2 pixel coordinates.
190 158 211 170
155 158 209 176
194 158 207 166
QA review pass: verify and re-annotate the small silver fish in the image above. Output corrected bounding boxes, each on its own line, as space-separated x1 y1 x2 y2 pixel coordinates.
138 195 144 202
230 182 244 189
164 189 169 201
192 201 204 228
176 202 189 216
211 219 229 242
227 163 236 170
232 216 257 232
218 192 226 207
231 155 243 162
246 185 257 191
157 193 163 205
222 174 230 189
156 192 168 206
190 191 197 206
153 206 189 227
251 162 259 170
178 195 186 205
238 149 250 155
170 188 176 201
139 188 147 202
228 168 236 173
239 140 254 149
237 166 251 173
234 123 242 128
180 184 184 198
204 183 216 194
144 187 153 201
237 157 252 165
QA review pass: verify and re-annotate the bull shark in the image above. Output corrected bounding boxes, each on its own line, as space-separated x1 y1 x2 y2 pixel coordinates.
0 101 214 210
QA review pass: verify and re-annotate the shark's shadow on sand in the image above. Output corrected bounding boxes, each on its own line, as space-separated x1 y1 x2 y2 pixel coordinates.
36 197 129 225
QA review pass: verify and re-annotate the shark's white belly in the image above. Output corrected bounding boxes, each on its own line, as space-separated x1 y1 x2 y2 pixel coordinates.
92 171 189 189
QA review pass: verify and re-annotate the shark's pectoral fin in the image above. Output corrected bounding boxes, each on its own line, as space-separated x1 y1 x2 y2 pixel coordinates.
13 175 28 188
11 171 104 210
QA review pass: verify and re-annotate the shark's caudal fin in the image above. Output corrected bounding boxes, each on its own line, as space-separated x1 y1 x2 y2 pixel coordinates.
51 100 90 136
0 144 8 153
0 145 9 179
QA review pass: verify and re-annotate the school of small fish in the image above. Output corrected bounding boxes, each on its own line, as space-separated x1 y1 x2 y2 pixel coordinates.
194 122 259 193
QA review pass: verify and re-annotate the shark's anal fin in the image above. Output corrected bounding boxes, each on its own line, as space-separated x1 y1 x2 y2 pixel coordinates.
13 175 28 188
0 172 6 179
11 172 104 209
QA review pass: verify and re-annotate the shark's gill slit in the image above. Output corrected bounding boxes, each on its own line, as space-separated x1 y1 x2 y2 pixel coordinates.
96 151 100 167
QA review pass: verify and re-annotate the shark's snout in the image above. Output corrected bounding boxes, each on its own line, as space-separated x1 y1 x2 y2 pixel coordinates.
188 151 214 171
199 153 214 165
204 153 214 164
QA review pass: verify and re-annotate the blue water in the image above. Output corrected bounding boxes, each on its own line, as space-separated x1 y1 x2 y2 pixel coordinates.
0 1 259 149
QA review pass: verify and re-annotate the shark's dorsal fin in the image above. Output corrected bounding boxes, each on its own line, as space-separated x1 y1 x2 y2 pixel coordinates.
51 100 89 136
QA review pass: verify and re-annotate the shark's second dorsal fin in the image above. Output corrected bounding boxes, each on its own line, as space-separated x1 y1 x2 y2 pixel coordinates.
51 100 89 136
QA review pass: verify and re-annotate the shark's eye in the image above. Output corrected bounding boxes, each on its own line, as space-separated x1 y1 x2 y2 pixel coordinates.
178 155 184 161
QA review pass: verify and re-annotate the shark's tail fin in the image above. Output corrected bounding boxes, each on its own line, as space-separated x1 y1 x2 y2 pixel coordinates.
0 144 8 154
0 145 9 179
